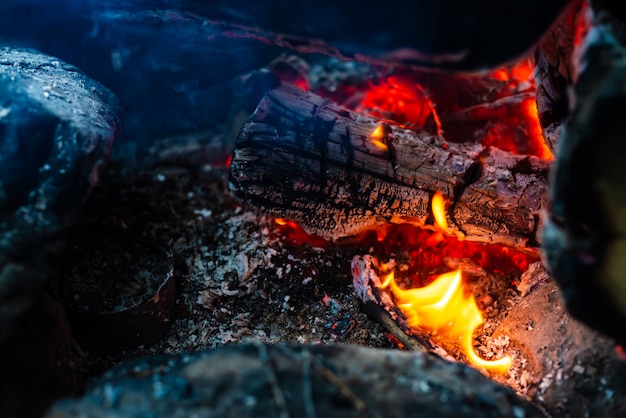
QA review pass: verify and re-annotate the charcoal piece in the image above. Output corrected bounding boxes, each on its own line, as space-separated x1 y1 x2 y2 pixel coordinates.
0 47 121 341
534 0 586 154
47 343 545 418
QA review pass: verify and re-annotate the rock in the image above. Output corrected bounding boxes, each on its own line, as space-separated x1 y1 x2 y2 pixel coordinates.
47 343 545 418
0 47 121 341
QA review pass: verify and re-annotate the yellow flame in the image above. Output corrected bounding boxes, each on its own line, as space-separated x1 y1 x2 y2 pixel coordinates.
371 125 388 152
432 192 448 231
381 270 511 373
274 218 288 226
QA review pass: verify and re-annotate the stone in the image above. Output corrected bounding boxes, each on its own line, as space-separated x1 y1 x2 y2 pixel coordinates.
0 47 121 341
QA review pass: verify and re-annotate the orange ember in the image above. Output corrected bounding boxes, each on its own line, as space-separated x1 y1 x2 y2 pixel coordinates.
273 218 328 248
522 97 554 160
274 218 289 226
357 58 552 160
381 269 512 373
358 75 438 131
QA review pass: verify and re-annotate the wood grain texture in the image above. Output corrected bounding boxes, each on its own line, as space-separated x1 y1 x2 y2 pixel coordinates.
230 83 549 251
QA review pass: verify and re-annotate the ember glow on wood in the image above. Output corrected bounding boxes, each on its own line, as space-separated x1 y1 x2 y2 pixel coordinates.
230 83 550 249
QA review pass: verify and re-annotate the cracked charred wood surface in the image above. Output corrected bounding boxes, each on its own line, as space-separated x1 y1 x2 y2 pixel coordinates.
229 83 550 251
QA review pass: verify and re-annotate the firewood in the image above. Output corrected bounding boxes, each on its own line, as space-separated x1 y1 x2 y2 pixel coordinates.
47 343 547 418
534 0 587 154
229 83 550 251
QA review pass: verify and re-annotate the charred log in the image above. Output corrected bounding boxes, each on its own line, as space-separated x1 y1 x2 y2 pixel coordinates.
543 21 626 346
47 343 546 418
535 0 587 154
229 83 549 251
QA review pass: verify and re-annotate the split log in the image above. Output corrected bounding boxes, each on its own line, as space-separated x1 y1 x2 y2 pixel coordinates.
229 83 550 251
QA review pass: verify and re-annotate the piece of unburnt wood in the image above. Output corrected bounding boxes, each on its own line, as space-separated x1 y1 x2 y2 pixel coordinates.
229 83 550 251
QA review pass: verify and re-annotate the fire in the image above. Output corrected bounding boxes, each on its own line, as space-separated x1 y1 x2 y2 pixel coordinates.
376 190 512 373
274 218 289 226
431 192 448 231
371 125 389 151
381 269 512 374
522 97 554 161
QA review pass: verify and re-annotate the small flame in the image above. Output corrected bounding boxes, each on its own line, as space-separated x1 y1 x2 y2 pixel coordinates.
522 97 554 161
378 190 512 373
431 192 448 231
381 269 512 373
274 218 289 226
371 125 389 152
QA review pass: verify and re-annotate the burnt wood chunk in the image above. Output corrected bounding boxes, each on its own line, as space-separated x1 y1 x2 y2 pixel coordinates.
47 343 546 418
534 0 586 154
229 83 549 251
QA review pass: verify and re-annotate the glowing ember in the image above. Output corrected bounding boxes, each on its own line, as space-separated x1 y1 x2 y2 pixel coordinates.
358 75 436 130
273 218 328 248
381 268 512 374
431 192 448 231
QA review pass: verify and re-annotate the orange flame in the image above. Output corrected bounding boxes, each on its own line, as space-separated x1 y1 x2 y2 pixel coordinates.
381 269 511 374
371 125 389 151
431 192 448 231
379 190 512 373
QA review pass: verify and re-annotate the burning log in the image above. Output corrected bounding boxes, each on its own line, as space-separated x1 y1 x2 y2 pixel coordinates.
534 0 589 154
229 83 550 251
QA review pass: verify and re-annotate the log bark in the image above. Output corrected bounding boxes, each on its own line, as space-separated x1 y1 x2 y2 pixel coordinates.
229 83 550 251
